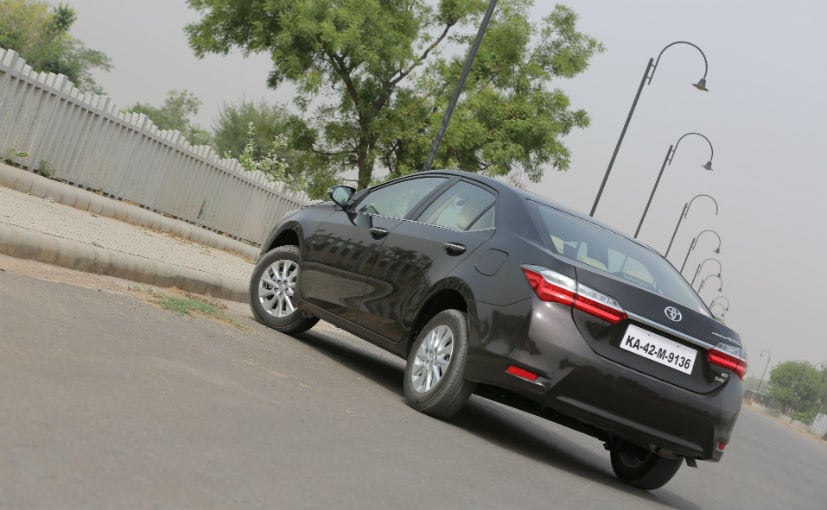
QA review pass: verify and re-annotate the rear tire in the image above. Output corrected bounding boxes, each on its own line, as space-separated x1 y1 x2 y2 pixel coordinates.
249 245 318 334
403 310 475 419
610 443 683 490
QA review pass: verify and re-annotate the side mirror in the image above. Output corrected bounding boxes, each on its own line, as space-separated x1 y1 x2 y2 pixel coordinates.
328 185 356 209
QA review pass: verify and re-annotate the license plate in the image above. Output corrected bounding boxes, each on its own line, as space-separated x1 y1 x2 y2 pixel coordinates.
620 324 697 374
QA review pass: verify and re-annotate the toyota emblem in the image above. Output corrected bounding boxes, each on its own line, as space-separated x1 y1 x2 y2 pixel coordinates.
664 306 683 322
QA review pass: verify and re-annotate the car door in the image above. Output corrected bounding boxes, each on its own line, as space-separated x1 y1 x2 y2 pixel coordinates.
360 179 497 342
300 176 449 326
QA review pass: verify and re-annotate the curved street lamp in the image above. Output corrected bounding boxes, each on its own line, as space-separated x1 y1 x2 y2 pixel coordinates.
709 295 730 311
709 301 726 319
756 350 771 395
698 273 723 294
690 257 722 287
664 194 718 258
590 41 709 217
680 229 722 273
634 132 715 238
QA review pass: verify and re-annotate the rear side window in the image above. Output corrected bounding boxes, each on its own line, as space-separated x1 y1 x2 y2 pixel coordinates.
533 202 707 312
418 181 496 231
356 177 446 219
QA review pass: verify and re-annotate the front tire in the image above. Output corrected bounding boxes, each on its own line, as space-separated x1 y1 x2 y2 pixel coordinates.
610 443 683 490
249 245 318 334
403 310 475 419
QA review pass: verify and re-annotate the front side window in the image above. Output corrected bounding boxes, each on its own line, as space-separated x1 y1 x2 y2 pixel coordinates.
355 177 446 219
417 181 496 231
533 201 708 313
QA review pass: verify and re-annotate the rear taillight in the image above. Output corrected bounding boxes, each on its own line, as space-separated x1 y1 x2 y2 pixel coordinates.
522 266 627 324
522 266 576 305
575 283 627 323
707 343 747 379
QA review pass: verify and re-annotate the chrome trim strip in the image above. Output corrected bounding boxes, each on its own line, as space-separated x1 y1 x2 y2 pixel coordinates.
626 311 715 350
710 331 737 343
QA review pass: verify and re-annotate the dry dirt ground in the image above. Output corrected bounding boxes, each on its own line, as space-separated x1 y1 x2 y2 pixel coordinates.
0 253 252 321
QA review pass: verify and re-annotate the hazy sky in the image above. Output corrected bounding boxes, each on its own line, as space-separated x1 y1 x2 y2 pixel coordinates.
63 0 827 374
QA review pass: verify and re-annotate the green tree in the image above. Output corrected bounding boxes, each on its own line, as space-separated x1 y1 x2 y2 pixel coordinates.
125 90 212 146
186 0 603 192
212 100 334 196
0 0 112 93
768 361 823 421
212 100 294 159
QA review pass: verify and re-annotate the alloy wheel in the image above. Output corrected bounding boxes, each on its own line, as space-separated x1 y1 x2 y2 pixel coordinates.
258 259 299 318
411 325 454 393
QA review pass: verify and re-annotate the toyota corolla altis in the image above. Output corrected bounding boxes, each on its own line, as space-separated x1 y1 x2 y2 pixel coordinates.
250 170 746 490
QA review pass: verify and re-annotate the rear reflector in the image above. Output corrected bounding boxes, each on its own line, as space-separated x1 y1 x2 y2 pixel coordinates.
522 266 627 324
707 344 747 379
506 365 540 382
716 441 727 452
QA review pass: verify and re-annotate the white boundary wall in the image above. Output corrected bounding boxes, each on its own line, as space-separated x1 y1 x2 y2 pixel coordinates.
0 48 308 245
813 413 827 438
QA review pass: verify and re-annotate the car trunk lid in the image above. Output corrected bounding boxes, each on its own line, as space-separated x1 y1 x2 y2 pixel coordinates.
571 266 744 394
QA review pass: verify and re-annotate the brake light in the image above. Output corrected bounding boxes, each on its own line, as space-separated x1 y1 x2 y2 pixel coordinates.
707 343 747 379
521 266 627 324
522 267 575 305
575 284 627 323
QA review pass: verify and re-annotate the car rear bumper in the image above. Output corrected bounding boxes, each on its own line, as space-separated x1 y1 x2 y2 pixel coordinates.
466 299 742 461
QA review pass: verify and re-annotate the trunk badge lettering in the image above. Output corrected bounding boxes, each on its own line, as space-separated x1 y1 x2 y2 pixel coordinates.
664 306 683 322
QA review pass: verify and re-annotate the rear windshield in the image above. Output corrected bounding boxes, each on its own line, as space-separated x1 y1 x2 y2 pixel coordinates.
532 201 709 314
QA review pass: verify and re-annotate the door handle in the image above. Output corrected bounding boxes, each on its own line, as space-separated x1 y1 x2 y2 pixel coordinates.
443 242 467 255
369 227 389 240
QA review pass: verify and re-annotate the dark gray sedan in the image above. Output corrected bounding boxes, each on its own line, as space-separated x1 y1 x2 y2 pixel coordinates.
250 170 746 490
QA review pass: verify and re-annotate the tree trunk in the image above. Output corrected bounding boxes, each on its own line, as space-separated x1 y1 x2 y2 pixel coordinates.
356 138 374 190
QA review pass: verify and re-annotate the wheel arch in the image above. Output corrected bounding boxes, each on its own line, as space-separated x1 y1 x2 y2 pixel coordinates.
407 278 477 357
261 223 303 255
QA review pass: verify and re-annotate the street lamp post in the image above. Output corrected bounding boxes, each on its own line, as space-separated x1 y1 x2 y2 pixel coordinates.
698 273 722 295
634 132 715 238
422 0 498 172
709 295 730 311
664 194 718 258
690 257 722 287
680 229 722 273
709 301 726 319
756 349 771 395
590 41 709 217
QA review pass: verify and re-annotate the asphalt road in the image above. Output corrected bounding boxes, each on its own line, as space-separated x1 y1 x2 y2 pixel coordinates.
1 263 826 509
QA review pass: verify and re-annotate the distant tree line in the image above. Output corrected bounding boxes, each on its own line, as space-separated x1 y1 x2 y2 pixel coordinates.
766 361 827 423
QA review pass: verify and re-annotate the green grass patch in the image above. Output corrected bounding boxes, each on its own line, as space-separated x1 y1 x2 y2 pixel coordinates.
157 295 220 316
137 287 246 330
